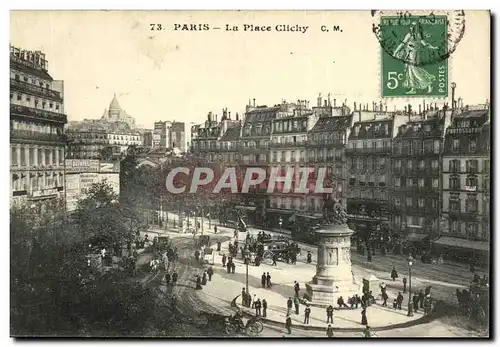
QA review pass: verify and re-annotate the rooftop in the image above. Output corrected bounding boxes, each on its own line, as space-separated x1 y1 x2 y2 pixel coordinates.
310 115 352 133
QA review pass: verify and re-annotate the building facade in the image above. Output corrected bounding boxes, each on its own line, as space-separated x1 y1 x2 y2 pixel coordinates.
346 107 407 248
66 130 142 159
439 106 490 262
391 106 452 251
10 45 67 212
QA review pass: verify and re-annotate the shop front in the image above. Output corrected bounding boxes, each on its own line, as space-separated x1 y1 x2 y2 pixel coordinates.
432 236 490 267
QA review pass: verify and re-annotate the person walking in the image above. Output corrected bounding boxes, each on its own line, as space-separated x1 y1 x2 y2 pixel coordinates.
294 281 300 298
214 225 218 234
231 262 236 274
172 271 178 285
164 272 171 285
255 298 262 316
207 266 214 281
261 273 266 288
304 306 311 324
287 297 293 316
307 251 312 264
251 294 257 309
194 250 200 262
382 291 389 307
418 289 425 309
285 316 292 334
294 296 300 315
326 324 334 338
262 299 268 317
241 288 246 306
413 294 419 313
216 240 221 252
361 308 368 326
266 272 272 288
195 275 202 290
403 277 407 293
201 271 207 285
397 292 404 310
326 305 334 324
272 253 278 266
391 266 398 281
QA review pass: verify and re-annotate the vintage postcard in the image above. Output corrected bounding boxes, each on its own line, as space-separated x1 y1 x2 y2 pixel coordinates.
9 10 490 338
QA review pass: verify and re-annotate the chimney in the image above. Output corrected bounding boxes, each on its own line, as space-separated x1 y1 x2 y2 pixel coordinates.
344 99 347 107
323 100 327 107
253 98 256 107
317 93 322 107
366 103 369 111
379 101 383 111
423 99 426 111
236 113 239 121
385 105 388 112
373 102 376 111
215 114 218 122
228 111 231 119
354 102 357 111
404 105 407 113
334 99 336 107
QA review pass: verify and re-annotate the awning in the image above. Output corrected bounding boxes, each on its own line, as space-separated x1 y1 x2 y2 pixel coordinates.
234 205 257 212
266 208 295 214
433 236 490 252
406 233 430 242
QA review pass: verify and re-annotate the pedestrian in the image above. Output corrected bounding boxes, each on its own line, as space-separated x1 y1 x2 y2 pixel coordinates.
226 261 231 274
380 282 387 296
222 253 227 267
195 275 202 290
255 298 262 316
419 289 425 308
294 296 300 314
214 225 218 234
397 292 403 310
393 298 398 309
367 250 372 262
412 294 419 312
326 324 334 338
231 262 236 274
201 271 207 285
216 240 221 252
294 281 300 298
262 299 268 317
171 294 177 312
391 266 398 281
326 305 334 324
306 251 312 264
287 297 293 316
252 294 257 309
207 266 214 281
337 296 349 309
261 273 266 288
272 253 278 266
382 291 388 307
403 277 407 293
195 250 200 262
172 271 178 285
355 294 361 309
304 306 311 324
241 288 246 305
266 272 272 288
285 315 292 334
165 272 171 285
361 308 368 326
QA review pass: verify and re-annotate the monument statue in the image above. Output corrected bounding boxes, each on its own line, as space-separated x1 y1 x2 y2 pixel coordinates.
305 198 359 306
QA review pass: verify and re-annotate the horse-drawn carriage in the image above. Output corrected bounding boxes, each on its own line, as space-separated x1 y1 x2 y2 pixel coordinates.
261 238 300 265
456 282 489 324
196 311 263 336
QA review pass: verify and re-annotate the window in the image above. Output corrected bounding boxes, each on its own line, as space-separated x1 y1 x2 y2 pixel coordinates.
407 160 413 170
450 220 459 234
406 196 413 206
432 160 438 169
395 197 401 206
450 159 460 172
449 200 460 212
11 147 17 166
379 174 386 186
419 217 425 227
469 137 477 152
16 94 21 101
20 148 26 166
466 160 478 173
419 160 425 169
484 160 490 173
452 139 460 152
394 215 401 227
418 178 425 188
433 139 441 153
394 177 401 187
466 195 478 213
395 159 401 169
15 74 19 81
432 178 439 188
418 198 425 207
466 176 477 190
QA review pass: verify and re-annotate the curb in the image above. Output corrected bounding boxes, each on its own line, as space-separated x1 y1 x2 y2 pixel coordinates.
231 295 436 332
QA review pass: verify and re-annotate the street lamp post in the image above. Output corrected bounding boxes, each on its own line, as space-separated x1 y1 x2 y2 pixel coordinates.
279 217 283 233
407 255 414 317
245 253 250 294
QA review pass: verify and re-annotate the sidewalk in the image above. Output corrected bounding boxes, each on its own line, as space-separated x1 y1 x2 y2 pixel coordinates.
190 234 431 331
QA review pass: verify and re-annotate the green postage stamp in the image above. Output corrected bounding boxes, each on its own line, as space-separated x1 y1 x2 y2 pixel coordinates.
378 15 449 98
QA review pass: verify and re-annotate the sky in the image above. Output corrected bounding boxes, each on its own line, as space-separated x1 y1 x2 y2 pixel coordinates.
10 10 490 129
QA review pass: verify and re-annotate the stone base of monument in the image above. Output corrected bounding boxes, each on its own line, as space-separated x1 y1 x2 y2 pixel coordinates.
304 276 362 308
303 222 361 307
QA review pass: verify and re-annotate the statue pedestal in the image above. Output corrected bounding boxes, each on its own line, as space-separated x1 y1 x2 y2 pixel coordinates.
305 224 360 307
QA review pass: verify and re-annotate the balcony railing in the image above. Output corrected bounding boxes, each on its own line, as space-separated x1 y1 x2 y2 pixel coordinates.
307 139 345 147
11 129 66 143
10 79 63 101
309 156 335 163
10 104 67 123
345 147 391 154
28 188 60 199
270 142 308 148
465 185 477 192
